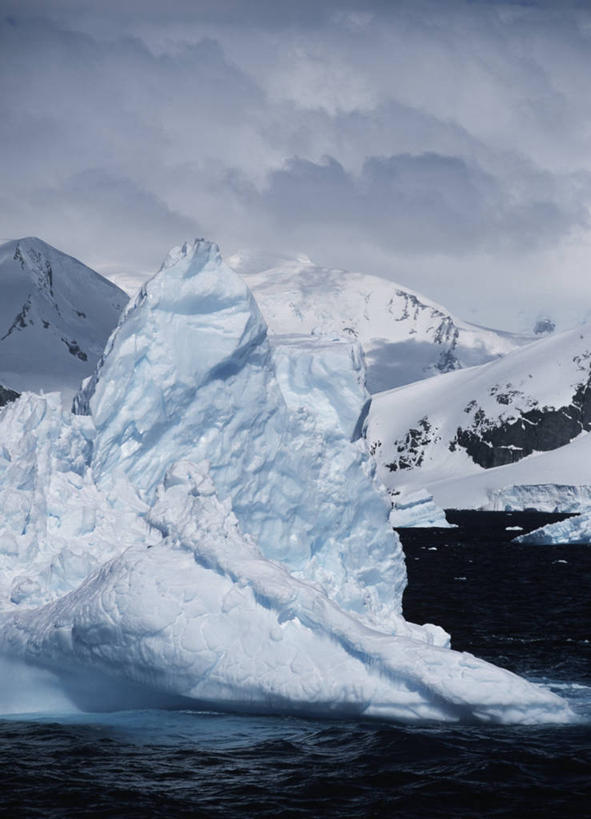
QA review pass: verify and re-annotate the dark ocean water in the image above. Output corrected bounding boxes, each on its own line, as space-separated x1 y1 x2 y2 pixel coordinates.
1 512 590 818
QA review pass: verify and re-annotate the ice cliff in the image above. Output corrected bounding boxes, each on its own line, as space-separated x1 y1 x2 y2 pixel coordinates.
0 240 573 723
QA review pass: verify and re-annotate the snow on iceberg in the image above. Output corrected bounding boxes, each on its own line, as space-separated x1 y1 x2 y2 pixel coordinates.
0 239 574 723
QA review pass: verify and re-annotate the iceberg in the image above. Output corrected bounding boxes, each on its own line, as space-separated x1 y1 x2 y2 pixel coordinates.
389 489 454 529
0 240 573 723
515 513 591 545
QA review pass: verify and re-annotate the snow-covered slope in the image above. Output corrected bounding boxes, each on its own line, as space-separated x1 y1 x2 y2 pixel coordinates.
0 239 571 724
368 326 591 509
0 238 127 400
229 251 531 393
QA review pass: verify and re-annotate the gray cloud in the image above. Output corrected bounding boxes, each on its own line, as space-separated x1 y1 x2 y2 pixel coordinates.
2 1 591 330
261 153 589 254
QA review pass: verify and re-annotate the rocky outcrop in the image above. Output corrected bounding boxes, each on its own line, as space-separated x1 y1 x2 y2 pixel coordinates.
450 378 591 469
0 384 20 407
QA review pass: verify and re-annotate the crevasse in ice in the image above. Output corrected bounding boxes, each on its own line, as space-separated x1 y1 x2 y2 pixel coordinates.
0 240 574 723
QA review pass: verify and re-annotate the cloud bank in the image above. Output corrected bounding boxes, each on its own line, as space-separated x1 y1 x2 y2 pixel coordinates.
2 0 591 330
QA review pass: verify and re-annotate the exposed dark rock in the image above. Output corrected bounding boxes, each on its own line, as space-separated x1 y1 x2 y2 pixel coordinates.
533 317 556 335
436 344 460 374
387 416 437 471
489 383 523 405
61 337 88 361
13 245 25 268
433 316 457 346
392 290 423 322
0 384 20 407
451 378 591 468
369 438 382 457
1 297 32 341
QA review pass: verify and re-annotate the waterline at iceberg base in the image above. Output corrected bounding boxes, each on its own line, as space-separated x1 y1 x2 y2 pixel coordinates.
0 240 573 724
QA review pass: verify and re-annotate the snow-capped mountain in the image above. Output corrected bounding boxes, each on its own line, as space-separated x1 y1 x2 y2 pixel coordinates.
368 325 591 509
0 239 570 724
0 238 127 399
229 251 533 393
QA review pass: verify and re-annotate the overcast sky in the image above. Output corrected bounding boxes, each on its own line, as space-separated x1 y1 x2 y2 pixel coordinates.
2 0 591 331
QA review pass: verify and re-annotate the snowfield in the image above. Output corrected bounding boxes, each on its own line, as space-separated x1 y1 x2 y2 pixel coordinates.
230 251 531 394
0 240 574 724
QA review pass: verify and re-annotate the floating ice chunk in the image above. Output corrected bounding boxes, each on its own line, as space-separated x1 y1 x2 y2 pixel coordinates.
516 513 591 545
389 489 453 528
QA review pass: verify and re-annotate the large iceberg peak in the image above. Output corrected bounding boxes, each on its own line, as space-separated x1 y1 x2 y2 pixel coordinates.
77 238 408 632
159 237 221 272
150 238 265 347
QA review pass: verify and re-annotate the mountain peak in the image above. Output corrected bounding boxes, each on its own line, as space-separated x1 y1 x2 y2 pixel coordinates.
0 238 128 398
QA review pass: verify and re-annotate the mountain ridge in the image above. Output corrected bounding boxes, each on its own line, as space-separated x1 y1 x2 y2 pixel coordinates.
0 237 128 400
229 250 534 393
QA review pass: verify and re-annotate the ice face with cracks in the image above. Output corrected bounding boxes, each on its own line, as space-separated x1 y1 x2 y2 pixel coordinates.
0 240 574 723
81 240 411 632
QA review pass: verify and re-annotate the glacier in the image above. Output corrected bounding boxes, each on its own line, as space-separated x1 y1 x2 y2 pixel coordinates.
488 484 591 514
0 239 574 723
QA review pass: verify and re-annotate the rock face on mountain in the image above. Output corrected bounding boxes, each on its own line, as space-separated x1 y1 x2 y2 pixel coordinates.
368 326 591 508
0 238 127 398
0 385 19 408
0 239 571 724
230 251 532 393
450 379 591 469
